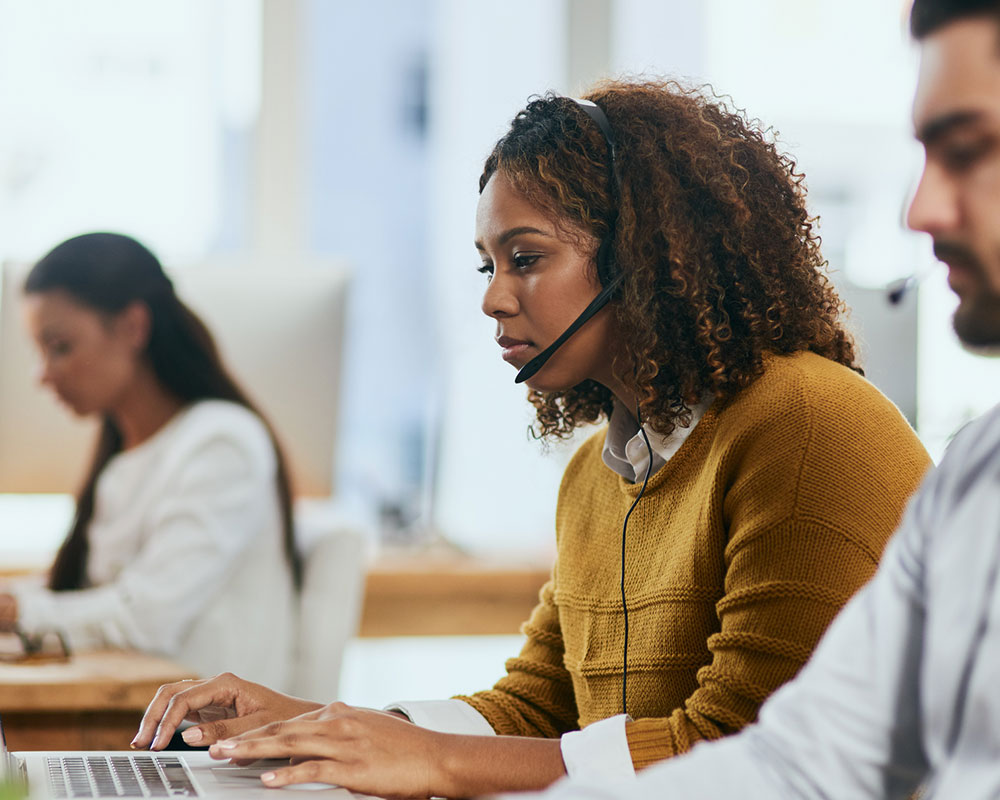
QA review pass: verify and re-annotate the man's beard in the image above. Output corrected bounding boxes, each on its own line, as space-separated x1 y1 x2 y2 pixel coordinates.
954 291 1000 347
934 240 1000 347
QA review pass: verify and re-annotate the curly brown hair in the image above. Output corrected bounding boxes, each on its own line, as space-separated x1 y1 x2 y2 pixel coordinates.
480 79 860 439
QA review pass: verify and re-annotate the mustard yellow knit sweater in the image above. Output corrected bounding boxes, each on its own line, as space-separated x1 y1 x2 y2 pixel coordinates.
456 352 931 770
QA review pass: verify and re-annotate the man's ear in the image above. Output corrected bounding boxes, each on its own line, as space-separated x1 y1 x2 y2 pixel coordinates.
116 300 153 353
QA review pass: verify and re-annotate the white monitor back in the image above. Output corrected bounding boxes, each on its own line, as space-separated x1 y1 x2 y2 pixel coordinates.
0 259 349 497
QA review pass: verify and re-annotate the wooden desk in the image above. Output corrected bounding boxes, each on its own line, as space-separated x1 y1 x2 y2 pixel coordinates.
359 556 551 637
2 557 552 640
0 650 195 750
0 552 550 636
1 553 553 639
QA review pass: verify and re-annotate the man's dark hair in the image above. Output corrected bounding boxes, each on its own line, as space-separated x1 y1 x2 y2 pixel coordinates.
911 0 1000 38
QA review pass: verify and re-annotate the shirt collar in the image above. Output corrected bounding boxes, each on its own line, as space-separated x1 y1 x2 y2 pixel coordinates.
601 397 711 482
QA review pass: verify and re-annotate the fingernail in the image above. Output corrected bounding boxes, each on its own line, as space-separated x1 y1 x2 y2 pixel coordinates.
181 728 203 744
215 740 237 750
261 773 276 783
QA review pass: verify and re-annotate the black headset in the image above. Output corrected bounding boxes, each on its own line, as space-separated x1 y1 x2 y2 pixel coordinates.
513 99 626 385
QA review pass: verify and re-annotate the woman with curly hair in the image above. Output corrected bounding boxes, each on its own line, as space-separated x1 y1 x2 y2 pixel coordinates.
132 80 930 797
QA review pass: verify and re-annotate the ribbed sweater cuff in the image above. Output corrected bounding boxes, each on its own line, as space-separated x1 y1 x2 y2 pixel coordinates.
625 720 672 770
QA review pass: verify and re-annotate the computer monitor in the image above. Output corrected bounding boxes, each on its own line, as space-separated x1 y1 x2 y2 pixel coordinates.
0 259 349 498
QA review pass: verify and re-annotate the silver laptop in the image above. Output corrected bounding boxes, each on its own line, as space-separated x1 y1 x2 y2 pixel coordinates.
0 716 357 799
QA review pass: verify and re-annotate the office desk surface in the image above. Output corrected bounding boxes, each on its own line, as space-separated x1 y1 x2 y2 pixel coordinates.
0 650 193 710
0 650 195 750
359 555 551 637
1 554 553 639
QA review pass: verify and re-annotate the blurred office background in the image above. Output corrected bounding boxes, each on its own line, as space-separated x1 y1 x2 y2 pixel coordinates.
1 0 999 704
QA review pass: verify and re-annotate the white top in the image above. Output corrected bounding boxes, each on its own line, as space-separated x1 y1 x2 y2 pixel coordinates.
388 399 710 780
12 400 295 689
524 402 1000 800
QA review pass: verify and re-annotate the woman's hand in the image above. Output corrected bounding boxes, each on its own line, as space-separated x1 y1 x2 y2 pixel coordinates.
132 672 323 751
208 702 566 798
211 703 441 797
0 593 17 631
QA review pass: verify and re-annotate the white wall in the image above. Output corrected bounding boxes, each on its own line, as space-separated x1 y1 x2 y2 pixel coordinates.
0 0 255 263
426 0 585 555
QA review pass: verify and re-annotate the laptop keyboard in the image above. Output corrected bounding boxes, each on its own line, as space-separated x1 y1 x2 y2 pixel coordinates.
46 755 198 798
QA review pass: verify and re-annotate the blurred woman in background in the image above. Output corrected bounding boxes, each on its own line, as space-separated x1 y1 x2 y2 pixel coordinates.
0 232 298 688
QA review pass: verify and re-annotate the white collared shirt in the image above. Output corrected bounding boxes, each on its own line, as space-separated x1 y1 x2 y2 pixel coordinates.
601 399 711 483
387 398 710 780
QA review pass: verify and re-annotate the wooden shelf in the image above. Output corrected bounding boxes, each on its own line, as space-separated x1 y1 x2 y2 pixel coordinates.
358 556 550 637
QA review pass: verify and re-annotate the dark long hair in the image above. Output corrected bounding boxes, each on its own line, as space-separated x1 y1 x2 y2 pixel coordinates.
481 81 860 440
27 233 302 591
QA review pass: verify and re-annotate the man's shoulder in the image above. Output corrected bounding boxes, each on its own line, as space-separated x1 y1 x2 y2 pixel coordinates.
902 403 1000 545
939 403 1000 478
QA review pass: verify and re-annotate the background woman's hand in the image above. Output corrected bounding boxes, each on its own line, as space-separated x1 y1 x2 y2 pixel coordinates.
132 672 323 751
0 593 17 631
